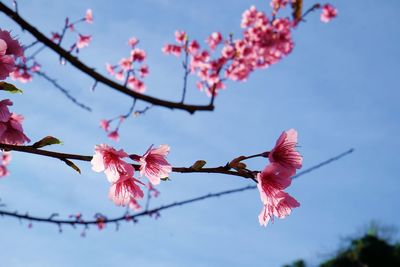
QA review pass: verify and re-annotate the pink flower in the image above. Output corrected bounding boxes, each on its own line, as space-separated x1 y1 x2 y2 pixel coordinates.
132 144 172 185
321 4 337 23
107 130 119 142
206 32 223 50
188 40 200 55
175 30 186 43
0 151 11 178
128 37 138 47
99 119 110 132
108 175 144 206
76 34 92 49
91 144 134 183
127 76 146 93
85 9 93 24
0 30 23 58
0 113 30 145
115 70 124 81
257 163 293 202
119 57 132 71
10 69 32 83
139 65 149 78
105 63 115 75
258 190 300 227
162 44 182 57
269 129 302 170
51 32 61 42
0 30 23 80
131 48 146 62
128 198 142 211
96 217 106 230
0 99 12 122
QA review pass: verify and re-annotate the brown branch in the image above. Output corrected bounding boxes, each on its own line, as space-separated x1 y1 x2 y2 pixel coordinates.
0 143 255 179
0 2 214 114
0 148 354 228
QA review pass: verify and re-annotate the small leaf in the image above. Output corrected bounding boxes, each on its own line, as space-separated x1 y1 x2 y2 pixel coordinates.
228 156 246 169
160 177 170 181
0 82 23 94
62 159 81 174
233 162 247 171
32 136 62 148
190 160 206 171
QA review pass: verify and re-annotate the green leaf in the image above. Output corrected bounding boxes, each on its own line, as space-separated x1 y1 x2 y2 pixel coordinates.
32 136 63 148
0 82 23 94
62 159 81 174
160 177 170 181
190 160 206 171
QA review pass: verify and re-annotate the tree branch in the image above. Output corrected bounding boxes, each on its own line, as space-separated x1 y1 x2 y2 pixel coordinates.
0 2 214 114
0 148 354 228
0 143 255 179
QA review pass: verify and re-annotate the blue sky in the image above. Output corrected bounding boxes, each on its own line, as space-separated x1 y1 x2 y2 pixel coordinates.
0 0 399 266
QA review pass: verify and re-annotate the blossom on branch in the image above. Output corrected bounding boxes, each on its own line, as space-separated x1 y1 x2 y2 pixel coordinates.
85 9 93 24
269 128 302 170
130 144 172 185
256 128 302 227
91 144 134 183
321 4 337 23
0 30 23 80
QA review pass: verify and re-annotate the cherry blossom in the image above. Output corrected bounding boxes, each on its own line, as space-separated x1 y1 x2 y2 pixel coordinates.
0 151 11 177
107 130 119 142
76 34 92 49
108 175 144 206
258 190 300 226
0 30 23 80
131 144 172 185
0 113 30 145
85 9 93 24
269 129 302 170
321 4 337 23
0 99 12 122
91 144 134 183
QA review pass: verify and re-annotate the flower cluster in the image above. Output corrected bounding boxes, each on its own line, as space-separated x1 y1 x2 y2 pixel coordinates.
105 37 149 93
162 2 337 97
91 144 171 210
162 4 296 97
51 9 94 53
0 98 30 177
0 30 23 80
11 60 40 83
257 129 302 226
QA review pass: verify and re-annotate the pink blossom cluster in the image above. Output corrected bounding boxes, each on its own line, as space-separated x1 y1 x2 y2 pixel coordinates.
99 119 120 142
257 129 302 226
11 60 40 83
163 2 337 97
0 30 23 80
50 9 93 53
162 5 296 97
91 144 171 210
0 99 30 177
105 37 149 93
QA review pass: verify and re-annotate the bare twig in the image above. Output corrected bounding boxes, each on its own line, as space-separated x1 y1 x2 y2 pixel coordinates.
35 71 92 111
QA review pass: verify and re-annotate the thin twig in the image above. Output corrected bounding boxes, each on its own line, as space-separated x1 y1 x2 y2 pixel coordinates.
35 71 92 111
